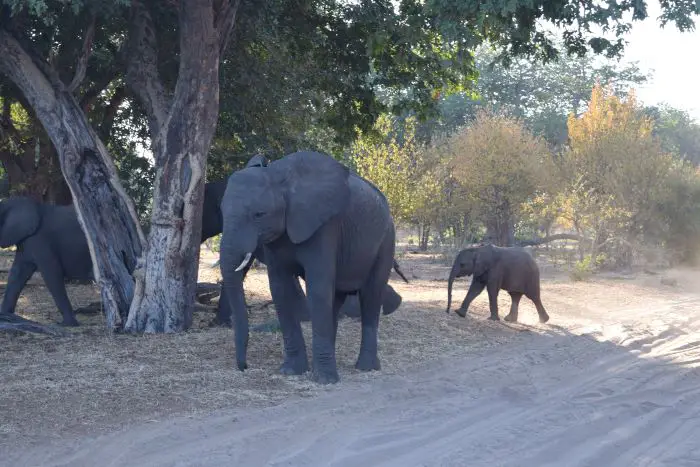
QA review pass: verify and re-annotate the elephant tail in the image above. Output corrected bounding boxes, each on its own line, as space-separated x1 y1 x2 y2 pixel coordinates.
393 259 409 283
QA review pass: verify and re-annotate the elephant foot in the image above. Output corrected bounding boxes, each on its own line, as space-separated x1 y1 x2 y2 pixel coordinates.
236 360 248 371
488 314 500 321
539 313 550 324
455 308 468 318
280 355 309 375
59 317 80 327
504 313 518 323
311 367 340 385
355 352 381 372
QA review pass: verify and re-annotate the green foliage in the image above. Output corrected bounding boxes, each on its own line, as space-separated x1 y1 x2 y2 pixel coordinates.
570 254 605 281
353 115 422 223
644 105 700 165
446 111 553 245
415 43 650 147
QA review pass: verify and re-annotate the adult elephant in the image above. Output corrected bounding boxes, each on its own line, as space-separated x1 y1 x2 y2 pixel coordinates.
204 156 407 327
0 197 93 326
220 150 400 384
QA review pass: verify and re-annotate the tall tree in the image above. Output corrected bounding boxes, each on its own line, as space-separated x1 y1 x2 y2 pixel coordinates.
123 0 239 332
447 111 553 246
0 4 144 328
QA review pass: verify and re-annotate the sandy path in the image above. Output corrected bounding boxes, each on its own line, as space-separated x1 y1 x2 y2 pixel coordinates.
7 288 700 467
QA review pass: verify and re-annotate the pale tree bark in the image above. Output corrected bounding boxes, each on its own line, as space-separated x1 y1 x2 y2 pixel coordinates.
124 0 240 333
0 29 146 329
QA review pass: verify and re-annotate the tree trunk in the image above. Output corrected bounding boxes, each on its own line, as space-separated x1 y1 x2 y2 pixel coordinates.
124 0 239 333
419 222 430 251
0 29 145 329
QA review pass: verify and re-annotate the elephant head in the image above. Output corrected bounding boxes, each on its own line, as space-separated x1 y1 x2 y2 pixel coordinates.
445 244 495 313
220 151 350 370
221 151 350 272
0 197 41 248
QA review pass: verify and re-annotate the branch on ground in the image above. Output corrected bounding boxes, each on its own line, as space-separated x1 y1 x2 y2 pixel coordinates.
517 233 591 246
0 313 69 336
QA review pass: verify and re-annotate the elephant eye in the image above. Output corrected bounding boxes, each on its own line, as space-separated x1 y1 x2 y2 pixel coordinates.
253 211 265 219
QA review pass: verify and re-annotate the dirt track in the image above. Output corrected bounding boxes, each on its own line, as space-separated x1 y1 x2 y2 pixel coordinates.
6 271 700 466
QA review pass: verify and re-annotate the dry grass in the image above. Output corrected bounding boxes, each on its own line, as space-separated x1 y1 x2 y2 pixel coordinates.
0 247 693 451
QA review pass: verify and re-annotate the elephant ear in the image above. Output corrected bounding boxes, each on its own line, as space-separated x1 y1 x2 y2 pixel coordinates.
0 198 41 248
245 154 268 168
473 246 492 278
270 151 350 244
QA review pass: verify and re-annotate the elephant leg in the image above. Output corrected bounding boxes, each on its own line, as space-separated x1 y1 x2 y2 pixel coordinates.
381 284 402 316
299 243 340 384
456 280 486 317
36 252 78 326
356 238 393 372
332 292 346 346
486 283 500 321
529 294 550 323
216 284 233 328
305 278 339 384
0 254 37 315
504 292 522 322
268 269 309 376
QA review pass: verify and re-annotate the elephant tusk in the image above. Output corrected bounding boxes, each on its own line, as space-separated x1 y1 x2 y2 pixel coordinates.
234 252 253 272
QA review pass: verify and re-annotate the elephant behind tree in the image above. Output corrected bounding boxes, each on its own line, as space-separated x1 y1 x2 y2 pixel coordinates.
0 197 93 326
446 244 549 323
220 150 401 384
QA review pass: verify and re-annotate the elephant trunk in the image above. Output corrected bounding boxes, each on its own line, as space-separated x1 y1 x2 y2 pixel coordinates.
221 277 249 371
446 258 460 314
220 227 258 371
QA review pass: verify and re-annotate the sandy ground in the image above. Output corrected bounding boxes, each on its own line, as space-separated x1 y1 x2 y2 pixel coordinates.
3 250 700 466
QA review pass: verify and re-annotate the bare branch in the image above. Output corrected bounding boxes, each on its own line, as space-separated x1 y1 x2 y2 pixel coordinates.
124 0 170 135
99 85 127 140
66 14 96 94
215 0 242 56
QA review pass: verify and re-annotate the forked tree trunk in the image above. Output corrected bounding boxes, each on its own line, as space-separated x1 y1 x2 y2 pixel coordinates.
124 0 239 332
0 30 145 329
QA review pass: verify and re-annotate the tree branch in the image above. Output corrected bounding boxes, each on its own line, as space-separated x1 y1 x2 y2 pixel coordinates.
215 0 242 56
99 85 127 140
516 233 591 247
125 0 170 135
66 14 97 94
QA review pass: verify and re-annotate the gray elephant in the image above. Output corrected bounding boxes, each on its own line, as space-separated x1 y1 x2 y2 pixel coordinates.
0 197 93 326
446 244 550 323
203 155 407 326
220 150 399 384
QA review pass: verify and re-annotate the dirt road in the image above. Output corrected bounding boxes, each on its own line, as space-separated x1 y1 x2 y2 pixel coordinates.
7 281 700 467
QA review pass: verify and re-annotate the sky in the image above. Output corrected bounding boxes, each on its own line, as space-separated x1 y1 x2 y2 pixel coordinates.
619 2 700 120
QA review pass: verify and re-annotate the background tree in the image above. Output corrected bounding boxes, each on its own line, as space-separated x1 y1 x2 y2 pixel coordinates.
447 111 553 246
644 104 700 165
560 84 676 266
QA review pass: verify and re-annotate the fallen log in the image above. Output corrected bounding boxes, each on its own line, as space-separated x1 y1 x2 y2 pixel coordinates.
516 233 589 247
0 313 69 336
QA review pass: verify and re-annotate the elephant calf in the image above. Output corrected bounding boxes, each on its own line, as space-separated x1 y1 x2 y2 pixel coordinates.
446 244 549 323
